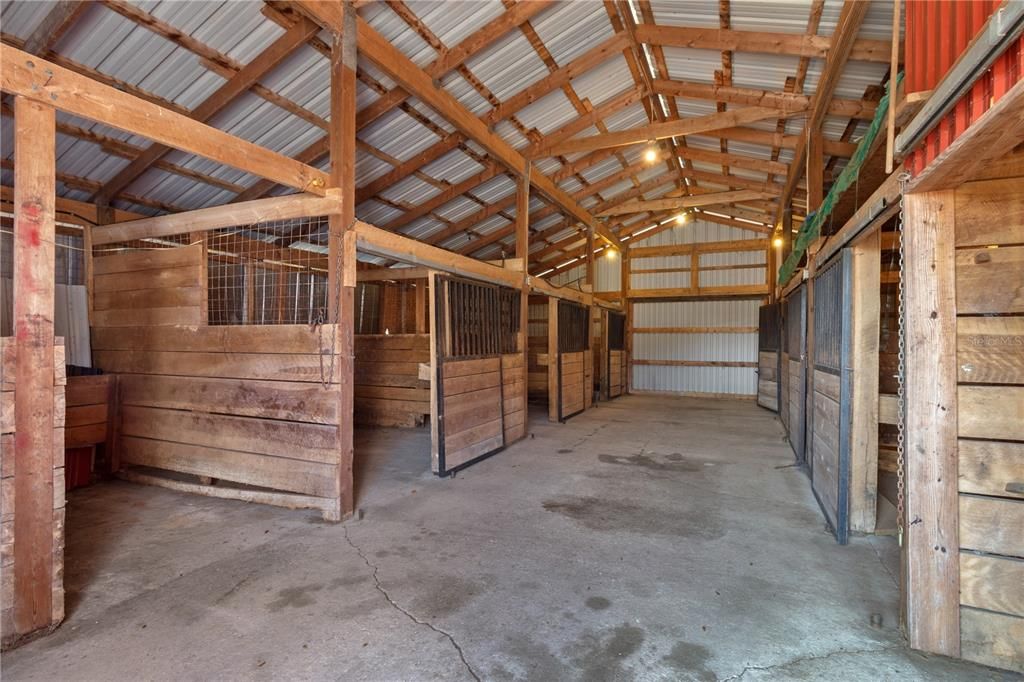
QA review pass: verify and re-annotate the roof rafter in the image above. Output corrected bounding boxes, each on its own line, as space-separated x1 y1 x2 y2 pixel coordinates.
94 15 323 203
773 0 870 224
633 23 892 63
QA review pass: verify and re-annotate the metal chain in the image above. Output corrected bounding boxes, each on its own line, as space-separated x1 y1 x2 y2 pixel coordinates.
895 170 912 547
313 219 355 388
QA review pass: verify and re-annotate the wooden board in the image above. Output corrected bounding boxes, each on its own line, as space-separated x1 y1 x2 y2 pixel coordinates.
959 495 1024 558
955 246 1024 315
960 554 1024 618
958 385 1024 441
957 317 1024 385
960 607 1024 674
958 440 1024 500
354 334 430 427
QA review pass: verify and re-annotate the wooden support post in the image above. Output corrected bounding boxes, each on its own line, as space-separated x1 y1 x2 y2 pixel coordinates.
12 96 56 635
585 225 595 287
807 130 824 215
414 281 427 334
848 229 880 532
190 231 209 323
547 297 559 422
329 3 357 520
516 167 531 420
903 190 959 657
623 246 632 393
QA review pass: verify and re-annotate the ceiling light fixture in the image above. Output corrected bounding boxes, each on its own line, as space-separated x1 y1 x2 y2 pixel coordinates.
643 139 659 163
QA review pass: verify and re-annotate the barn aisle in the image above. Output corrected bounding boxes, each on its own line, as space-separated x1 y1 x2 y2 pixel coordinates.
2 397 996 681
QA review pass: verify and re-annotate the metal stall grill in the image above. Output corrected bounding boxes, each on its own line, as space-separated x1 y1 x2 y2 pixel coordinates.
809 251 854 544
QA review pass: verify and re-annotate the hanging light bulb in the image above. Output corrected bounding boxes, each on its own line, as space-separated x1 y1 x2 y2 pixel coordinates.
605 248 618 260
773 236 784 248
643 139 659 163
675 213 688 225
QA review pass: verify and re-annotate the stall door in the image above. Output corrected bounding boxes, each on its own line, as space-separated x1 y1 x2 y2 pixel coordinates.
554 300 591 421
808 252 854 544
607 311 627 399
432 275 522 476
786 284 808 465
756 303 781 410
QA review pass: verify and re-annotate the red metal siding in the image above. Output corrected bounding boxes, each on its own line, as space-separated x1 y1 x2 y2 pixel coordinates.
904 0 1023 175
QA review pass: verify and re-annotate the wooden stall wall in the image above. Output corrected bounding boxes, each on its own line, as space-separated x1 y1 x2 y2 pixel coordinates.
607 310 627 399
1 339 66 646
91 246 346 520
502 351 526 443
952 176 1024 672
354 334 429 427
785 286 808 464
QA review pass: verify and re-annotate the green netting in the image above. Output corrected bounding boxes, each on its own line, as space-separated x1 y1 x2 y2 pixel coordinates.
778 72 902 284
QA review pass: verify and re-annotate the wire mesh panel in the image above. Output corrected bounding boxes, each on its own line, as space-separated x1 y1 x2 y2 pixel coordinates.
814 257 844 373
206 215 329 326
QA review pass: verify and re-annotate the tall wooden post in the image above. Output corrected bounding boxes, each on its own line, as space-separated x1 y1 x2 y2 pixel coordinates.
848 229 880 532
547 297 559 422
329 3 357 519
12 96 57 634
622 246 632 393
903 190 960 656
516 166 531 419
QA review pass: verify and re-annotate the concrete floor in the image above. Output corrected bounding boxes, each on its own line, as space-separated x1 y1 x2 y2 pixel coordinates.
2 396 1009 681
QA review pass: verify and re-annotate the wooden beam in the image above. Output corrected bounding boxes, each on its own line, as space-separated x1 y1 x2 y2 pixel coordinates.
774 0 868 224
354 221 521 289
355 0 555 131
598 190 776 216
12 96 56 635
91 194 340 245
94 16 322 203
21 1 87 55
0 44 330 195
907 78 1024 193
292 3 620 249
807 129 824 214
903 190 960 657
699 126 858 158
539 106 799 157
633 24 892 63
676 146 789 177
815 171 901 267
651 78 877 119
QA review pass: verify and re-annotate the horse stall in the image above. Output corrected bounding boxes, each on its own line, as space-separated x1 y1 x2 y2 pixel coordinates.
88 217 350 521
782 284 808 466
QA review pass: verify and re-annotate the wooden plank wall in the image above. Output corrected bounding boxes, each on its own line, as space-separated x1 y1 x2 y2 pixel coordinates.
92 244 203 327
354 334 429 427
91 246 345 520
501 353 526 443
810 369 842 530
609 350 625 398
952 176 1024 673
64 375 115 450
440 357 503 471
757 351 778 409
1 339 66 646
559 351 589 418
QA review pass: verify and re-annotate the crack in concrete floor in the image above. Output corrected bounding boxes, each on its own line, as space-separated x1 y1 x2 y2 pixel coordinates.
717 644 905 681
342 524 481 682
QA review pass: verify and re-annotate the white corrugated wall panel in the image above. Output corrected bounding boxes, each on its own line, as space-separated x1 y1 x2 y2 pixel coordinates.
632 299 760 396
